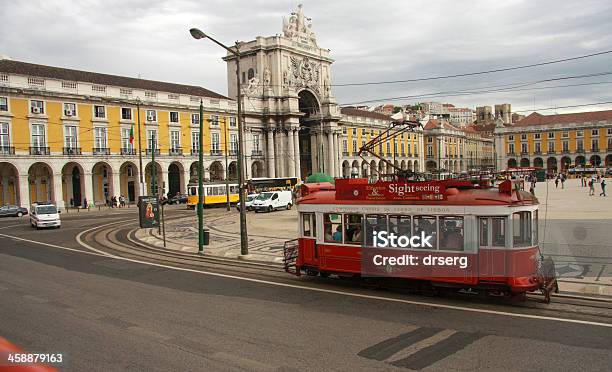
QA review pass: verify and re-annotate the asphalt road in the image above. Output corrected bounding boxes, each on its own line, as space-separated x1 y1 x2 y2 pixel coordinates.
1 211 611 371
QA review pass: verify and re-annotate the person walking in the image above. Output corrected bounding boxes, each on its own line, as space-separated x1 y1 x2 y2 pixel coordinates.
83 197 88 210
588 178 595 196
560 173 565 189
600 178 607 197
555 177 559 188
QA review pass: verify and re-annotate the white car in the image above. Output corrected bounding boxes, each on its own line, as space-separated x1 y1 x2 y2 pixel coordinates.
236 193 259 211
30 203 61 229
252 190 293 213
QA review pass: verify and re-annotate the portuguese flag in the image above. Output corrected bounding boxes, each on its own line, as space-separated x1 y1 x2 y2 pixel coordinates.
129 123 134 144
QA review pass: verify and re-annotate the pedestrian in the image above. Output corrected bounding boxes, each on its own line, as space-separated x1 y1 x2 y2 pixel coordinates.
561 174 565 189
555 177 559 188
588 179 595 196
69 198 74 208
600 179 607 197
529 184 535 196
83 197 88 210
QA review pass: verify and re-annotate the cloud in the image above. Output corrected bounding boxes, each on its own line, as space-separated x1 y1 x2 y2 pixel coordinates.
1 0 611 114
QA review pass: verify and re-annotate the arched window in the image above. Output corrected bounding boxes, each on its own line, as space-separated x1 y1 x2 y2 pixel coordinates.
247 68 255 80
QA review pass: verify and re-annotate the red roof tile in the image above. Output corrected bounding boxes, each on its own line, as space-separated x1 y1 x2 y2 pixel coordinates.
341 107 392 121
515 110 612 126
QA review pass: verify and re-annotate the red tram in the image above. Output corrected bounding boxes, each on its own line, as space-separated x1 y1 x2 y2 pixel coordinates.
285 177 558 302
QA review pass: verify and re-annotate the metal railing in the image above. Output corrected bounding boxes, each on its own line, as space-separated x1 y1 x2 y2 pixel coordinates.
63 147 82 155
251 150 263 158
169 148 183 156
0 146 15 155
93 147 110 155
121 148 136 155
210 149 222 156
146 149 161 155
30 146 50 155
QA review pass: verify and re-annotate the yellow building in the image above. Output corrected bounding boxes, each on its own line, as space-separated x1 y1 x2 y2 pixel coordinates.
422 119 494 173
493 111 612 172
0 58 240 208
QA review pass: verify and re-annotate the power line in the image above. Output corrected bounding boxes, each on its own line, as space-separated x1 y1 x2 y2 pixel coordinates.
332 49 612 87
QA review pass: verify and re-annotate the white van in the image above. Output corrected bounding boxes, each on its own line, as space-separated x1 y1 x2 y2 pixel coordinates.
236 193 259 212
252 190 293 212
30 203 61 229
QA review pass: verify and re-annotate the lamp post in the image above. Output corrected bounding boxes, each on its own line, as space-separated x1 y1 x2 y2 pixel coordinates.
190 27 249 256
198 99 205 253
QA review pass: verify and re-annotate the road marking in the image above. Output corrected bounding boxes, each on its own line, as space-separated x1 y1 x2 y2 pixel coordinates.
387 329 457 363
1 229 612 329
358 327 442 361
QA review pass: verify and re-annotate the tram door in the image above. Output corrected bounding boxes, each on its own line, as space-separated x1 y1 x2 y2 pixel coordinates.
301 213 319 265
478 217 507 281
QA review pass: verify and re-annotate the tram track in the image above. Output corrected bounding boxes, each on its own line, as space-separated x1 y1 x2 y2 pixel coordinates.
75 217 612 323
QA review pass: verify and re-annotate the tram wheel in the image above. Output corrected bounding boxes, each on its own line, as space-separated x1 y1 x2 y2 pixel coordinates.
319 272 330 278
305 269 319 276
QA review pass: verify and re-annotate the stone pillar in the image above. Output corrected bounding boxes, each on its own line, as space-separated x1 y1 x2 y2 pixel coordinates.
266 129 275 178
273 130 280 177
83 172 94 207
286 129 296 177
293 129 301 180
18 175 30 208
183 170 190 195
327 130 334 177
162 169 169 198
334 132 340 177
310 132 318 174
112 170 122 198
65 172 73 203
52 173 64 209
34 178 41 203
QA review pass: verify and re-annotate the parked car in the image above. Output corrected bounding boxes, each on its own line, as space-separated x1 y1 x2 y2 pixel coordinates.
30 203 61 229
0 205 28 218
167 193 188 205
252 190 293 212
236 193 259 211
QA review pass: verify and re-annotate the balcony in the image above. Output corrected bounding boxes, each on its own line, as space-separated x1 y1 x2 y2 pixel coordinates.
352 151 360 156
229 149 238 156
210 149 222 156
534 150 542 155
121 148 136 155
190 149 200 156
63 147 82 156
520 151 529 155
0 146 15 155
30 146 50 155
562 149 570 154
507 152 516 156
169 148 183 156
576 148 585 154
342 151 349 156
146 149 160 156
547 150 556 154
251 150 263 158
590 147 600 153
93 147 110 155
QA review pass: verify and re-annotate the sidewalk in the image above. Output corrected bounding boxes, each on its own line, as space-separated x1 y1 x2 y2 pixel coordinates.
136 208 297 264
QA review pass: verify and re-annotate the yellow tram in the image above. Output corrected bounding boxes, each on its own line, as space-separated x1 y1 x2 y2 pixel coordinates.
186 182 240 208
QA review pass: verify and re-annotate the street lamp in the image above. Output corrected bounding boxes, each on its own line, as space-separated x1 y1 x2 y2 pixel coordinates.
190 27 249 257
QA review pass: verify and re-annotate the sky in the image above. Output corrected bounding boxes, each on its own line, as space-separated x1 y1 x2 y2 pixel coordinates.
1 0 612 115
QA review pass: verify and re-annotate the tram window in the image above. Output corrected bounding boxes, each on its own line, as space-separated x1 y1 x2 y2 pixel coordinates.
492 217 506 247
389 215 411 237
513 212 532 247
189 187 197 196
344 214 363 245
301 213 313 237
230 186 239 193
413 216 437 249
439 216 464 251
324 213 342 243
365 214 387 247
479 218 489 247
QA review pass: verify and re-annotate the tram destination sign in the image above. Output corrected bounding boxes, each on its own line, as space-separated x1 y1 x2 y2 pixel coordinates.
336 180 447 201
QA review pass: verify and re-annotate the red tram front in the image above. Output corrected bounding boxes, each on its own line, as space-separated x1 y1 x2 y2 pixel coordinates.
286 178 558 301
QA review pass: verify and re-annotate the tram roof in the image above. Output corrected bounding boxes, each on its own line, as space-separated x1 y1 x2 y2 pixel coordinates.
298 179 537 206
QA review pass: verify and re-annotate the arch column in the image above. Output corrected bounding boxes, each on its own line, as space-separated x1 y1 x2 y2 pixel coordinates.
266 129 275 178
162 170 169 197
293 129 301 179
52 173 64 209
18 174 30 208
311 131 319 174
287 129 296 177
183 170 190 194
83 172 94 207
327 130 334 176
112 170 121 199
